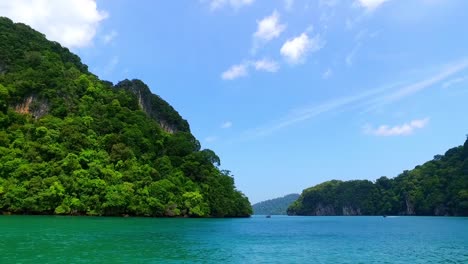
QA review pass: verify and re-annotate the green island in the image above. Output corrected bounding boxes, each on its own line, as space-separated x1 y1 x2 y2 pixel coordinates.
288 137 468 216
0 17 252 217
253 193 299 215
1 16 467 219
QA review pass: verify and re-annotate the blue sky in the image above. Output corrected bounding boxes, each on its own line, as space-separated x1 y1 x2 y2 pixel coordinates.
2 0 468 203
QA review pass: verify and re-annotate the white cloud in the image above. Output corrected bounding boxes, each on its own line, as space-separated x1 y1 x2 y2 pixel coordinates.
0 0 108 48
280 33 325 64
221 121 233 129
323 68 333 79
221 64 248 80
102 30 118 44
251 11 286 53
254 11 286 43
253 59 280 72
356 0 390 12
221 59 279 80
207 0 255 10
364 118 430 136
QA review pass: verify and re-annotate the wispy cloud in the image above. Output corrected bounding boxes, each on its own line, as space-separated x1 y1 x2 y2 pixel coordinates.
284 0 294 11
244 85 392 138
319 0 338 7
221 121 233 128
346 30 370 66
323 68 333 79
345 30 380 66
243 58 468 138
442 75 468 88
364 59 468 110
363 118 430 136
207 0 255 10
345 43 361 66
102 30 118 44
355 0 391 12
280 33 325 64
98 56 119 78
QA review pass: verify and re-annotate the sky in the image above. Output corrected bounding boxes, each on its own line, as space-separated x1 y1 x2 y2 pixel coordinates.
1 0 468 203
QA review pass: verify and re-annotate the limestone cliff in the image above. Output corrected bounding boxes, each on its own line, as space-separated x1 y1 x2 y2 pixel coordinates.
114 79 190 134
14 95 49 119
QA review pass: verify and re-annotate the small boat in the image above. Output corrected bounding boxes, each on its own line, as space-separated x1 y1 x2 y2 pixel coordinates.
266 215 271 218
383 215 387 218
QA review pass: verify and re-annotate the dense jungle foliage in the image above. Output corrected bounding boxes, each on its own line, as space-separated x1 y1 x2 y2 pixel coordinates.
288 138 468 216
0 17 252 217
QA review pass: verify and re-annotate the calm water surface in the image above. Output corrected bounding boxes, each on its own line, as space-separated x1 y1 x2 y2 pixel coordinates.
0 215 467 263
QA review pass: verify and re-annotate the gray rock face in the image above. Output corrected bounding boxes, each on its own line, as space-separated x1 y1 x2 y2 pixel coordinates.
404 195 416 215
308 203 336 216
301 204 364 216
434 205 449 216
14 95 49 119
114 79 190 134
342 206 362 216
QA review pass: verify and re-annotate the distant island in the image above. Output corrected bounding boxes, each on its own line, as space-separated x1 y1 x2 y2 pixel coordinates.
288 137 468 216
253 194 300 215
0 17 252 217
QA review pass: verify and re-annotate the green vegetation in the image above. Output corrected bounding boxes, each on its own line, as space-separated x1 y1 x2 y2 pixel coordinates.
0 17 252 217
288 138 468 216
252 194 299 215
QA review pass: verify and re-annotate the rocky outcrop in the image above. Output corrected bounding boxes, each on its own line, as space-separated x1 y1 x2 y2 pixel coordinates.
159 121 175 134
293 204 364 216
434 205 449 216
404 195 415 215
342 206 362 216
312 204 336 215
114 79 190 134
14 95 49 119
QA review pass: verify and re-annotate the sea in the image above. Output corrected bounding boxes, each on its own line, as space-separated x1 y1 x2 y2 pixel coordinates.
0 215 467 263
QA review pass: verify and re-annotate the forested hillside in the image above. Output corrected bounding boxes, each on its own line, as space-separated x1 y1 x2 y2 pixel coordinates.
288 138 468 216
253 194 299 215
0 17 252 217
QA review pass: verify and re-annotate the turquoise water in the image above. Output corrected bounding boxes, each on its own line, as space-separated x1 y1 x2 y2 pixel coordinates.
0 215 467 263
